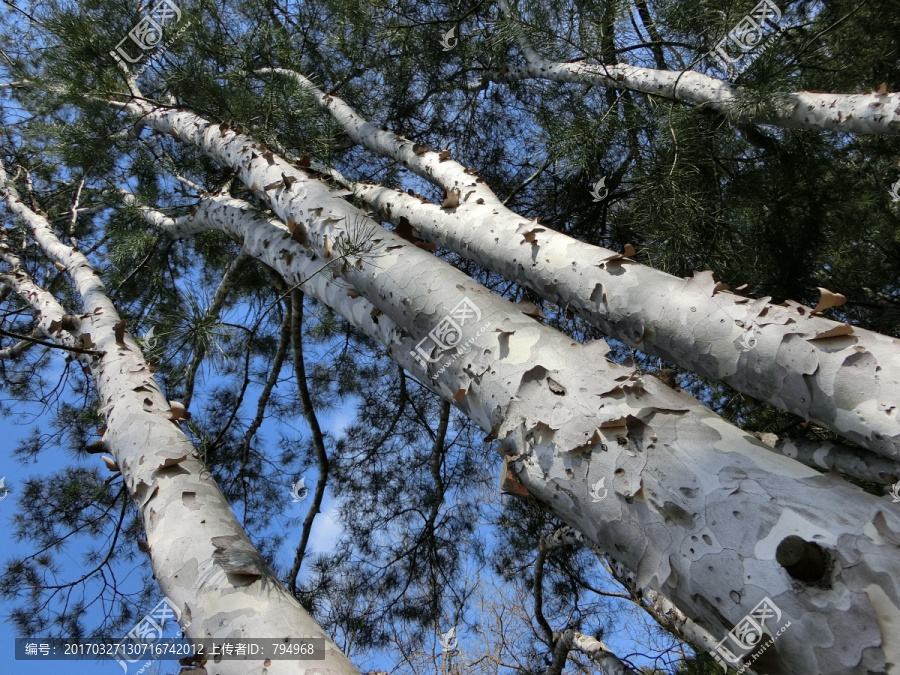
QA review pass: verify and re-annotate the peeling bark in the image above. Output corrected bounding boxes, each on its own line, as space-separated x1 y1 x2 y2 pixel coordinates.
262 69 900 459
559 629 635 675
484 62 900 134
487 0 900 135
0 326 37 359
1 163 361 675
116 101 900 675
772 437 900 486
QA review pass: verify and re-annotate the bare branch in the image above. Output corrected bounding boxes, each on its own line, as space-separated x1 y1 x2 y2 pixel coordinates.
0 326 105 357
287 288 331 594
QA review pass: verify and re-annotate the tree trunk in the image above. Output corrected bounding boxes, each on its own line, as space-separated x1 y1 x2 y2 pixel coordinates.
484 61 900 134
116 101 900 675
262 67 900 460
772 437 900 486
561 629 635 675
487 0 900 135
0 163 361 675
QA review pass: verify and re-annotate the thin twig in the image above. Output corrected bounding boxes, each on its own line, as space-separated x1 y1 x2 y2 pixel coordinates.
0 327 106 356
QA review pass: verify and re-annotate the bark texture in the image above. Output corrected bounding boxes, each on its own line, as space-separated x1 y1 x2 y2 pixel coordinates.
1 164 361 675
264 68 900 460
772 437 900 486
119 101 900 675
488 0 900 135
561 629 635 674
484 62 900 134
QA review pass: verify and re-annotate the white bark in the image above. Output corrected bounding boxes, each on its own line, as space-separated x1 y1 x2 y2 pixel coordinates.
155 195 739 667
484 63 900 134
117 101 900 675
0 335 34 359
561 629 635 675
489 0 900 135
0 280 38 358
543 524 721 655
262 68 900 460
157 192 709 675
1 164 361 675
0 236 81 353
772 437 900 486
123 192 453 403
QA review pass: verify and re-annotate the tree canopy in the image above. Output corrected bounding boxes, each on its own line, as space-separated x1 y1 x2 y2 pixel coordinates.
1 0 898 673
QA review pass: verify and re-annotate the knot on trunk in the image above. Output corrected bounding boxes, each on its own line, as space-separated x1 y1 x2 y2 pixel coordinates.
775 535 831 585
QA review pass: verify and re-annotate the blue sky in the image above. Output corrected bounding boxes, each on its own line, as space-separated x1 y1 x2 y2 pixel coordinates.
0 387 351 674
0 2 703 671
0 347 670 674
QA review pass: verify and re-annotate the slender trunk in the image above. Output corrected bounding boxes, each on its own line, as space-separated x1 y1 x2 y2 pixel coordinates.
490 0 900 135
543 635 572 675
484 62 900 134
287 289 331 593
115 102 900 675
263 68 900 460
561 629 635 675
772 437 900 486
238 295 292 464
0 164 361 675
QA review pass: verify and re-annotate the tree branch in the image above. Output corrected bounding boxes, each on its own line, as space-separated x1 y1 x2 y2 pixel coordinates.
287 288 331 594
182 250 250 409
489 0 900 135
0 326 104 357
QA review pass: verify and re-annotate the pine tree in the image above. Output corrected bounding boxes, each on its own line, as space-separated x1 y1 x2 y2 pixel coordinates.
1 1 899 674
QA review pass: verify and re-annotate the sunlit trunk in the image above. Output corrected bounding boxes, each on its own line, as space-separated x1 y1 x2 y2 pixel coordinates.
114 101 900 675
0 162 361 675
263 67 900 460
